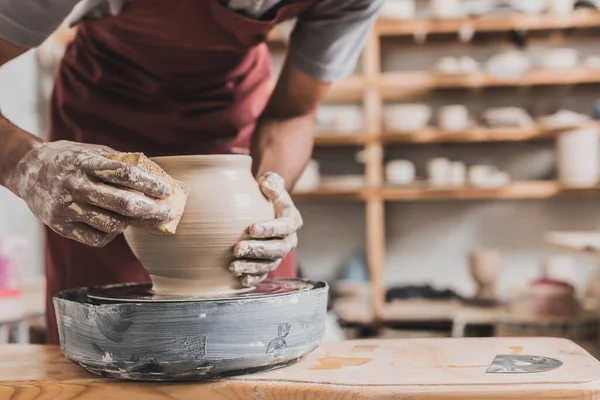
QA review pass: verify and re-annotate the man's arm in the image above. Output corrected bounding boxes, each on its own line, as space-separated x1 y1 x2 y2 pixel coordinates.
250 61 329 191
251 0 383 190
0 37 42 190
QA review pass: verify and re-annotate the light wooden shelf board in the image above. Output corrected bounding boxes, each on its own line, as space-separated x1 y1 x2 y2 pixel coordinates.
269 11 600 42
377 10 600 37
314 134 371 146
380 69 600 99
292 186 370 201
382 181 600 201
292 182 600 202
381 125 588 144
544 231 600 260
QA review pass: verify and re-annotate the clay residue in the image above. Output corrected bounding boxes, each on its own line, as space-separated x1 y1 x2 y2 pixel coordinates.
308 356 371 371
509 346 524 355
352 344 378 352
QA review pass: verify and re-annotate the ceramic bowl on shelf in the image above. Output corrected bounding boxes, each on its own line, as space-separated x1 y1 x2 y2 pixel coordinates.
540 48 579 70
433 56 480 75
482 107 535 128
320 175 365 190
384 103 432 132
538 109 591 130
485 51 531 81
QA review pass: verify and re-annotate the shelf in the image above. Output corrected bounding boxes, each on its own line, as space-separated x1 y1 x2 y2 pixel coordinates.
380 69 600 99
381 125 592 144
292 186 370 201
377 10 600 37
544 231 600 259
293 182 600 202
314 134 371 146
269 10 600 42
382 181 600 201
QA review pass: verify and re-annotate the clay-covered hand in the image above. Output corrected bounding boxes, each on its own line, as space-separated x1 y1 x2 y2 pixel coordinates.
6 140 174 248
230 172 302 286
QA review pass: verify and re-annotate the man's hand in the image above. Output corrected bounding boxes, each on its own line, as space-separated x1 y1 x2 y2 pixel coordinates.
6 140 174 248
230 172 302 286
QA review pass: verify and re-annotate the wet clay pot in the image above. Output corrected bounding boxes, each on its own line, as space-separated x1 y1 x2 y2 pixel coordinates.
124 155 274 296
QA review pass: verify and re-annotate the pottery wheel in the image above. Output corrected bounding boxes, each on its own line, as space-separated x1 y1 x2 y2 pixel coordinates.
53 279 328 382
87 279 314 303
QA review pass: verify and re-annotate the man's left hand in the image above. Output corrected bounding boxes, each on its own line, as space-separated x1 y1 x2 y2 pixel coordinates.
230 172 302 287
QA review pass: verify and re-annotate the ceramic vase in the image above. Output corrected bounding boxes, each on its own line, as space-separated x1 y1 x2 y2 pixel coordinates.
124 155 274 296
469 249 502 300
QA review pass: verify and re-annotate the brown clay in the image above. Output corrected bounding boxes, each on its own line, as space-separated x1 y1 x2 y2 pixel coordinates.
124 155 274 296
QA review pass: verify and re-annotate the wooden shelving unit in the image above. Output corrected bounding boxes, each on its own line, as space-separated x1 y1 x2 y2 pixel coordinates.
376 9 600 36
293 181 600 202
314 124 599 146
271 10 600 324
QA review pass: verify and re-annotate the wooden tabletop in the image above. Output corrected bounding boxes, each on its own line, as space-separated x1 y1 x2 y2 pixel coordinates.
2 337 600 399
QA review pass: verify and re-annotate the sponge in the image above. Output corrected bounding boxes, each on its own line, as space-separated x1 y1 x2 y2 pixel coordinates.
103 152 190 235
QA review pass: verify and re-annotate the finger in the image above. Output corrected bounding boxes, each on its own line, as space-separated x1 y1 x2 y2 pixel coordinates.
249 216 298 238
240 274 268 287
64 175 174 222
229 259 281 277
258 172 291 208
64 202 129 234
53 222 116 248
258 172 302 227
77 155 172 199
233 234 297 260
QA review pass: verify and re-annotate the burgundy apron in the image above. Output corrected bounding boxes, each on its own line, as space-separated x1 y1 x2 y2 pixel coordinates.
46 0 319 344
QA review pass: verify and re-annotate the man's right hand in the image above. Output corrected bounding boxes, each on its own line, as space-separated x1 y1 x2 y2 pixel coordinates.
6 140 174 248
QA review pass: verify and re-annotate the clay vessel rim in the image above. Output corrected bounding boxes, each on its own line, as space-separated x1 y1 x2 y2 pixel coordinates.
151 154 251 165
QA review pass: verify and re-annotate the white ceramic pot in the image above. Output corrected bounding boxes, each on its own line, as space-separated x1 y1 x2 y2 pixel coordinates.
384 103 432 132
557 128 600 187
428 157 451 187
468 165 497 187
124 155 275 296
386 160 416 185
438 105 470 132
449 161 467 187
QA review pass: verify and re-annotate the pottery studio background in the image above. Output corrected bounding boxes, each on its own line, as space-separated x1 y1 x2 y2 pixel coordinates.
3 0 600 350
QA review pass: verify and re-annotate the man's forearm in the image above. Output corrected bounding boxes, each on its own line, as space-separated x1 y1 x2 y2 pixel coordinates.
250 113 315 191
0 114 43 192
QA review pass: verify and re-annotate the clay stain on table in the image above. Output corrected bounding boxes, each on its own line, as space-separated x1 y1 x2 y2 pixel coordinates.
509 346 524 355
353 344 379 352
308 356 371 371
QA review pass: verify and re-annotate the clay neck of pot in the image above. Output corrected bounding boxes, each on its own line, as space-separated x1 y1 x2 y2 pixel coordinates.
151 154 253 171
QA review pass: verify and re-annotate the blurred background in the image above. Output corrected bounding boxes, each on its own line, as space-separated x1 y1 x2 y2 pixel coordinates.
3 0 600 355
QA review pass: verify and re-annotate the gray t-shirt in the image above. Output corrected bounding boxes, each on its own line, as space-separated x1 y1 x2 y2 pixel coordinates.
0 0 383 82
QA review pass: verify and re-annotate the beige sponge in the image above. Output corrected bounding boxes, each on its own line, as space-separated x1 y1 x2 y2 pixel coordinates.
103 152 190 235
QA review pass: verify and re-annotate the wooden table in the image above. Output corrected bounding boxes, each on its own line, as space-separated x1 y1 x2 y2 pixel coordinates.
2 337 600 399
